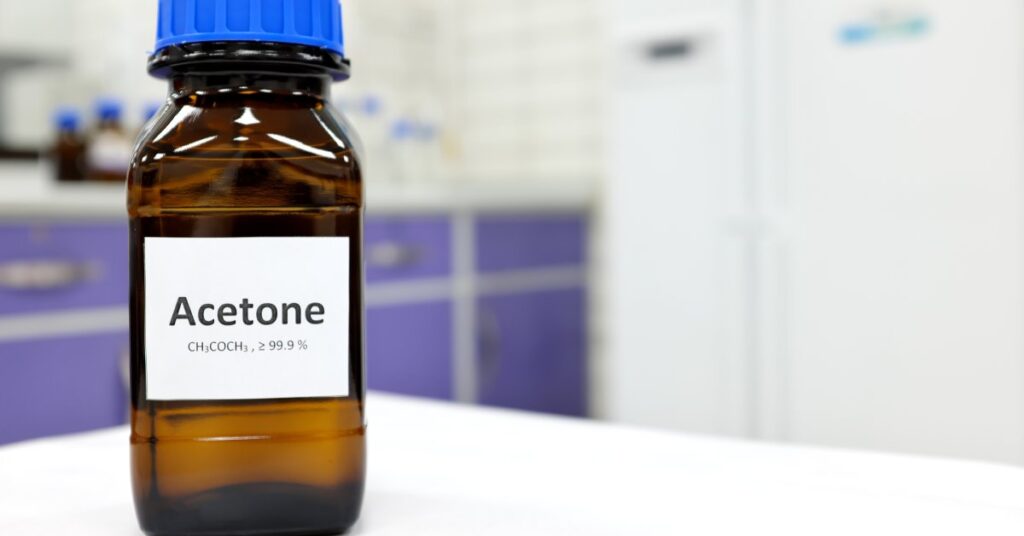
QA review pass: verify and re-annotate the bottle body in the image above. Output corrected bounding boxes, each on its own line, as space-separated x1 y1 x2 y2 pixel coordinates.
128 72 365 535
53 130 86 182
51 108 86 182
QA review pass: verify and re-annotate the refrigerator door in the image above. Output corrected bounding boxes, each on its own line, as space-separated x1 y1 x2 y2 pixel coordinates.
603 8 752 436
776 0 1024 463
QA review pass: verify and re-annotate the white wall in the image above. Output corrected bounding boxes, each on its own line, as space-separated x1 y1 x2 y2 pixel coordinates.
0 0 164 146
342 0 604 183
453 0 603 182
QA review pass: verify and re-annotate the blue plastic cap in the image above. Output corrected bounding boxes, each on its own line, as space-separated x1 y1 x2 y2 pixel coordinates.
54 107 80 131
95 99 123 122
154 0 345 56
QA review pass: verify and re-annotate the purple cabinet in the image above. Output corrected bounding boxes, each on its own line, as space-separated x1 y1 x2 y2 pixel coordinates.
365 217 451 283
0 212 589 442
0 331 129 445
366 301 453 399
476 289 587 416
475 215 585 273
0 223 128 315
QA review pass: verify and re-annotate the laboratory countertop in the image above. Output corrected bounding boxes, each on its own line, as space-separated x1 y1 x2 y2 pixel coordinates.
2 393 1024 535
0 162 594 219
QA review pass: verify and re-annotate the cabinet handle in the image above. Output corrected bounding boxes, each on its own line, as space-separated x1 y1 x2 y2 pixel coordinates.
477 306 503 389
367 242 423 269
0 260 97 291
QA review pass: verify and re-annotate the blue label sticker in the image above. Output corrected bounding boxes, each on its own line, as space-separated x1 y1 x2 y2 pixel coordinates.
839 9 930 45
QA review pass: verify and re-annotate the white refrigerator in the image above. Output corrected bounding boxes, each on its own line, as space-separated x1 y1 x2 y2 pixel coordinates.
604 0 1024 464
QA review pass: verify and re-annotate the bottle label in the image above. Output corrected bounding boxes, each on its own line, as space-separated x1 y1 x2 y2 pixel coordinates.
144 237 351 401
87 131 132 173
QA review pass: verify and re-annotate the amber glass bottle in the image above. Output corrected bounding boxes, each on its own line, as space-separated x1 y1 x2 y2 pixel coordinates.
87 99 132 182
52 108 86 182
128 2 364 535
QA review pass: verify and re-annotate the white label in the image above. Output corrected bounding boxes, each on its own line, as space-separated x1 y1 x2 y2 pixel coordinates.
86 131 132 172
144 237 350 401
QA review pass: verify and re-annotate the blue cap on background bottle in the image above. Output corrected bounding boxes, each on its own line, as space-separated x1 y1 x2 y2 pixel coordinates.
362 95 382 116
95 99 123 122
390 118 417 141
154 0 345 56
54 107 80 132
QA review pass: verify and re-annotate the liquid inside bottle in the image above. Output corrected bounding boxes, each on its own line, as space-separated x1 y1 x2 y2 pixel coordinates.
128 2 364 534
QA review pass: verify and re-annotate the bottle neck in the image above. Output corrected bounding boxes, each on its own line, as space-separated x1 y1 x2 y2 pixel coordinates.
170 72 332 103
150 43 347 102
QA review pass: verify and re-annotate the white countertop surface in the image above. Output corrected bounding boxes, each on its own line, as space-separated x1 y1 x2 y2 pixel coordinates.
0 162 594 218
2 393 1024 535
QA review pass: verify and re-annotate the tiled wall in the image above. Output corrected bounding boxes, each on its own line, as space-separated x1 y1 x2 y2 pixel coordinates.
1 0 605 185
454 0 603 182
297 0 604 183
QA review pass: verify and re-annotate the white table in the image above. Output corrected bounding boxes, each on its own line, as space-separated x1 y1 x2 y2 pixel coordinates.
2 393 1024 535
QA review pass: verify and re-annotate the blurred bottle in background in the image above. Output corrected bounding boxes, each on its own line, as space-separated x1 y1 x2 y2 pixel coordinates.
339 94 391 181
415 120 444 182
389 117 417 182
385 117 446 182
51 107 86 182
338 93 450 182
86 98 132 182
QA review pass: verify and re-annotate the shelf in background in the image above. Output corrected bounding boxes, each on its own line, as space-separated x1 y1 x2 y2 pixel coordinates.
0 163 594 218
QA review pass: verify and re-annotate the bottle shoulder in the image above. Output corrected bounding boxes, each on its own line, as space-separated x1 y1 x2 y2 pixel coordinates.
134 98 360 162
129 97 363 213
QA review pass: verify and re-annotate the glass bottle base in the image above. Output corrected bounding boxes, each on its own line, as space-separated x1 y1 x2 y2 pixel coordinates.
136 481 363 536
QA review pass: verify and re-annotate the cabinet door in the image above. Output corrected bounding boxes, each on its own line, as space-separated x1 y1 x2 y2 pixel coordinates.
366 301 453 400
0 223 128 316
475 215 585 273
365 216 452 283
477 289 586 416
0 331 129 445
